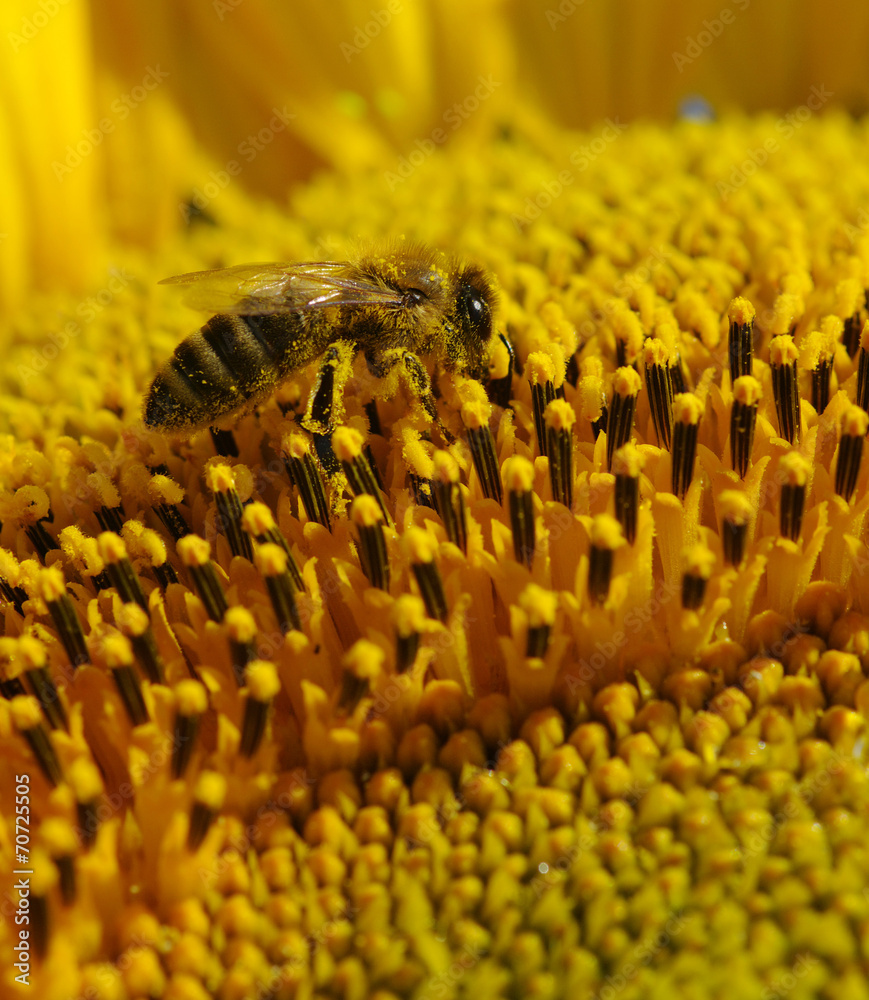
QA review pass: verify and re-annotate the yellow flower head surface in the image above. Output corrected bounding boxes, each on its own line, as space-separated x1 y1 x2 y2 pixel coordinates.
4 101 869 1000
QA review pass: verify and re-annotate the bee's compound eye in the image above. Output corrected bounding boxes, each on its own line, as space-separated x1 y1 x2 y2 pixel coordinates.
458 285 490 339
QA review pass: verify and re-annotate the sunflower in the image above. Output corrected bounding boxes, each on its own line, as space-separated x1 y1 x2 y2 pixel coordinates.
3 3 869 999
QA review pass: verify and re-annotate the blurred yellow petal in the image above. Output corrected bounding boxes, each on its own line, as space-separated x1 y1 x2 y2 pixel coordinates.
0 0 104 305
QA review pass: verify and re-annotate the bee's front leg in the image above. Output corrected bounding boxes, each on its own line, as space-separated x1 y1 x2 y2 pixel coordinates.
364 347 451 438
302 340 356 436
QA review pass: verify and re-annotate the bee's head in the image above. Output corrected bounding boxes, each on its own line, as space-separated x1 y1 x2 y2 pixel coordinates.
449 262 498 379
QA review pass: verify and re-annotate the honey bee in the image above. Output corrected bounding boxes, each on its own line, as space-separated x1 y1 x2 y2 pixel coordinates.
143 243 498 435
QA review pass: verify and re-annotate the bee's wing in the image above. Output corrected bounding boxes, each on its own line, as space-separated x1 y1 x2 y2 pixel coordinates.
160 261 406 316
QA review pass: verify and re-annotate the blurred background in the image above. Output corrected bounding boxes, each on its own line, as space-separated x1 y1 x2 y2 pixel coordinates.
1 0 868 312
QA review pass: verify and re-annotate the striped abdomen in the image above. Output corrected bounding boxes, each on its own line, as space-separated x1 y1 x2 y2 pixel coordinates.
144 313 323 429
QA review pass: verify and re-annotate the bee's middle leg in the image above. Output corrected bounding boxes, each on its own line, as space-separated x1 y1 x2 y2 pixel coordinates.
302 340 356 435
365 348 439 421
364 348 452 439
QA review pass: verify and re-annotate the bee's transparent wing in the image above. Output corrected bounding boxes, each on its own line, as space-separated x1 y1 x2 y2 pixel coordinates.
159 261 406 316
